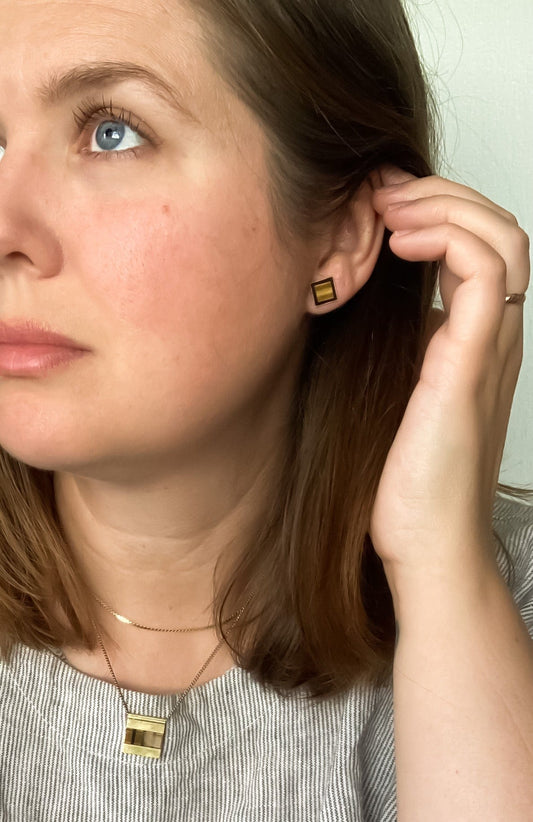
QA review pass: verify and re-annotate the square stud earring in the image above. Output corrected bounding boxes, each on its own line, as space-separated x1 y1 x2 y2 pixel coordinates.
312 277 338 306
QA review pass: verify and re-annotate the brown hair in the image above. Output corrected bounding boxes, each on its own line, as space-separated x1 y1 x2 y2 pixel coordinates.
0 0 531 700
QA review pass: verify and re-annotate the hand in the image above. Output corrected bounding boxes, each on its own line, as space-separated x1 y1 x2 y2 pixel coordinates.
369 166 530 582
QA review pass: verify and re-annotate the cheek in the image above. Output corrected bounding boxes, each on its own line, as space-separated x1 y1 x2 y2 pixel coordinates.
74 195 290 353
62 193 305 447
82 201 192 331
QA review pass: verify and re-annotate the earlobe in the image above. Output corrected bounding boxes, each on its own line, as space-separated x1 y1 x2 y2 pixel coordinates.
307 175 386 315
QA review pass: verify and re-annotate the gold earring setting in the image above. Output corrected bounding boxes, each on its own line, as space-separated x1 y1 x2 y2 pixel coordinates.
312 277 337 306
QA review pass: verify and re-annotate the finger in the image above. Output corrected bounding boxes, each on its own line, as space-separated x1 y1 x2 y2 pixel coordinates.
390 223 511 357
376 174 520 224
377 168 528 375
383 195 530 296
379 166 420 190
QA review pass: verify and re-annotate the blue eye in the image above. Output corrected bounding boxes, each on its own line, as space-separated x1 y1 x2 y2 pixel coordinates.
91 120 146 154
73 101 153 159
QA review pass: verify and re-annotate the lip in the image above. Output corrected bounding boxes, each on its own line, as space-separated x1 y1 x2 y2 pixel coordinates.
0 344 88 377
0 320 90 377
0 320 86 349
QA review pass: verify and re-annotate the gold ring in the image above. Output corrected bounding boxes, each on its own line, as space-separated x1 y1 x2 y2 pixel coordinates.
505 294 526 305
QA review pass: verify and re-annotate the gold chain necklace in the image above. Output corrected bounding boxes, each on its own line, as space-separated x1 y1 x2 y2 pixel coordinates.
91 591 241 632
90 590 255 760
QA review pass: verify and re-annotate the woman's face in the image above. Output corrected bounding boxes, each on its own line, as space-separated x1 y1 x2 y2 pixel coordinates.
0 0 314 477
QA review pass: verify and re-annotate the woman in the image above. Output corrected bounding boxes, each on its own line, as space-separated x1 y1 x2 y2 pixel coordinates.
0 0 531 819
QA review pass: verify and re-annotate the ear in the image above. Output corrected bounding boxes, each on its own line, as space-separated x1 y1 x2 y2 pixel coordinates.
306 170 386 315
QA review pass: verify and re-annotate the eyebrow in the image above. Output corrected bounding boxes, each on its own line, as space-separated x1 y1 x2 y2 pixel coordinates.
36 61 201 125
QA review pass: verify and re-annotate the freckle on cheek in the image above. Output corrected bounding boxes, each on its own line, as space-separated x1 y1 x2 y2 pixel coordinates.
162 204 170 215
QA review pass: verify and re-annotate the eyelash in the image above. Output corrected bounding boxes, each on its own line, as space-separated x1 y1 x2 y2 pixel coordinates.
73 97 154 161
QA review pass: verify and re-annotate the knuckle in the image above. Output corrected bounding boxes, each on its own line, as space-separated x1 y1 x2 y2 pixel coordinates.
514 226 531 253
426 197 447 219
489 268 506 288
499 208 519 225
483 254 507 283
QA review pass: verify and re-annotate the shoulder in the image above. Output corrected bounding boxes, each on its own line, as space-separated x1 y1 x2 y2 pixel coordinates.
491 494 533 633
492 494 533 567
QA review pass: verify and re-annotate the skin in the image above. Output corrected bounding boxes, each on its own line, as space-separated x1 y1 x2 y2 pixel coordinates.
4 3 528 805
0 0 385 693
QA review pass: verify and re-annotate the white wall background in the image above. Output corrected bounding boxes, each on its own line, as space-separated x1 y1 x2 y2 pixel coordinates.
403 0 532 488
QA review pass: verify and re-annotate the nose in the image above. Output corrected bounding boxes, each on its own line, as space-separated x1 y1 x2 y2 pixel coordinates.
0 151 63 280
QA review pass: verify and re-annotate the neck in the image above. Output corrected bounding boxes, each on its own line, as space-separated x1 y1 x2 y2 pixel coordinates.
54 452 280 629
52 429 279 694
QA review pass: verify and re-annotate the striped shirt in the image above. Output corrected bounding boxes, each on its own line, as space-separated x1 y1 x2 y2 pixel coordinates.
0 495 531 821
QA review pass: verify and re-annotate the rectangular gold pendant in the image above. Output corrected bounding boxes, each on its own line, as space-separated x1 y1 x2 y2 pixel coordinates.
123 713 167 759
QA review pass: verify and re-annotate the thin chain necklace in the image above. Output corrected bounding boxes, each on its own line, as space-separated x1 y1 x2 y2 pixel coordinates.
91 591 241 632
90 590 255 760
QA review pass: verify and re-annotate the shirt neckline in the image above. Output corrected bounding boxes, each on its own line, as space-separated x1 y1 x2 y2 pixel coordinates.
8 643 273 766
